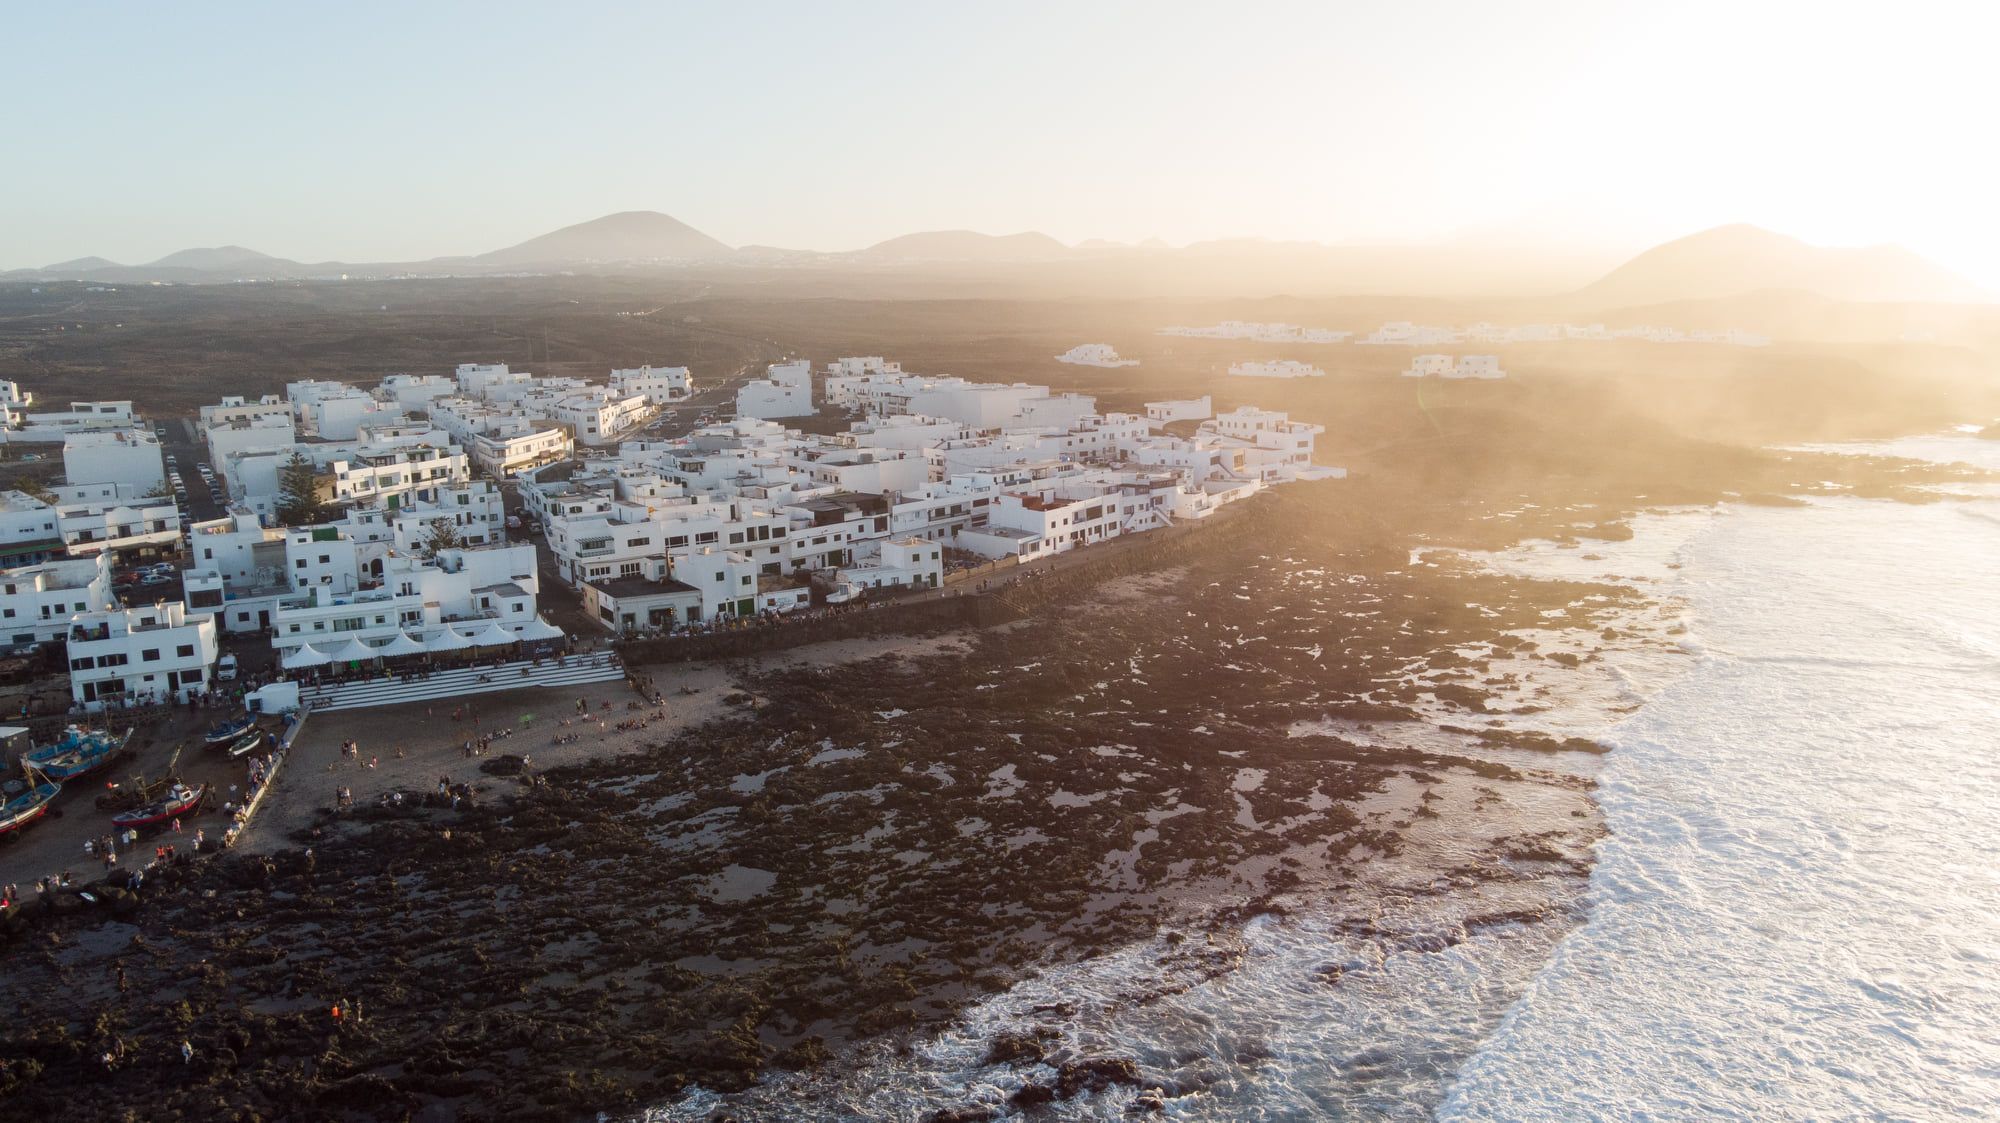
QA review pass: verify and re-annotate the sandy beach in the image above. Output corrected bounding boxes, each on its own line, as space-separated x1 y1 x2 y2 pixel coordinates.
238 630 975 853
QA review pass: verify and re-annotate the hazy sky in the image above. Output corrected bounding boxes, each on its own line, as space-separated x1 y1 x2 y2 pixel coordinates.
10 1 1997 284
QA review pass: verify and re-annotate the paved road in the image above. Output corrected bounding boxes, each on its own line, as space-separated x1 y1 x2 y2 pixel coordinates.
153 416 227 524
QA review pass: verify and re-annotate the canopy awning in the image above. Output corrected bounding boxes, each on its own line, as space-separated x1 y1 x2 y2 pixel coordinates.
374 632 429 658
424 629 474 652
282 645 332 669
514 617 565 642
314 638 371 663
460 625 514 648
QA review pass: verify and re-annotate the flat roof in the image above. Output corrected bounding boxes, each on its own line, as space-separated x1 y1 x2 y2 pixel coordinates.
589 575 700 599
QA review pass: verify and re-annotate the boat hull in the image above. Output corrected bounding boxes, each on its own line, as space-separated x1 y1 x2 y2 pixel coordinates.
110 784 208 830
203 718 253 746
0 782 61 835
224 727 268 758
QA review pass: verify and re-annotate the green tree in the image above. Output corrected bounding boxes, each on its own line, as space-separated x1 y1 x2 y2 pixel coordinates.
419 516 464 559
275 451 325 526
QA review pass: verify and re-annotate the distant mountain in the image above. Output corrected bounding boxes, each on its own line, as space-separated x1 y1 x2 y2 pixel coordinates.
1576 224 1984 306
43 255 123 272
147 245 288 271
855 230 1071 263
480 211 733 266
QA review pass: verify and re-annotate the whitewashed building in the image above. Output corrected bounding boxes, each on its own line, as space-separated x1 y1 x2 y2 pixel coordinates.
1056 344 1139 367
609 365 694 405
63 429 166 491
838 536 943 591
551 387 652 446
0 554 114 646
737 360 815 420
68 601 220 707
1144 397 1212 424
1228 359 1325 379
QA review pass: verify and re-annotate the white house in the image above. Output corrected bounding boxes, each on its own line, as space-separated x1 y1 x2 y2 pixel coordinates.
429 398 573 477
55 489 180 558
0 554 114 646
838 536 943 592
609 365 694 405
1145 397 1212 424
1401 354 1506 379
1196 407 1329 482
737 360 815 420
551 387 651 446
68 601 220 707
1055 344 1139 367
203 412 297 467
1228 360 1325 379
329 445 470 511
377 374 459 411
63 430 166 491
1401 354 1457 379
4 400 137 443
0 492 66 567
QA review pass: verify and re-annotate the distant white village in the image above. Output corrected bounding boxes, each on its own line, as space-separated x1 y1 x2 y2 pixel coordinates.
0 352 1338 714
1055 344 1140 368
1161 319 1771 347
1229 360 1326 379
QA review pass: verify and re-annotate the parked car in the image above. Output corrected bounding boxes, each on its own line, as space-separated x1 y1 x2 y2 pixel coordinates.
215 655 238 682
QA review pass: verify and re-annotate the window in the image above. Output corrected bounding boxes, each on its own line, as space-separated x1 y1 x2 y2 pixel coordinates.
176 643 194 657
70 656 93 671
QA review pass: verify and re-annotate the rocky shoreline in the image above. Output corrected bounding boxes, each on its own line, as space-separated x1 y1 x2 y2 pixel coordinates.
0 435 1983 1122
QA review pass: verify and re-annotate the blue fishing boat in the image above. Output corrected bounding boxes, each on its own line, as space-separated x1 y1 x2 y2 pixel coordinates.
0 776 60 836
21 726 129 782
203 715 255 746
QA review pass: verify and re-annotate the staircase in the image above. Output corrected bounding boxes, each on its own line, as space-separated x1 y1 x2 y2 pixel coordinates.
297 653 627 713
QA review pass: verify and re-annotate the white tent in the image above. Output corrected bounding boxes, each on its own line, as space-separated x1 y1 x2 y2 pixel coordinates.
282 645 332 669
316 638 370 663
460 625 514 649
514 617 565 642
374 632 428 658
425 629 475 652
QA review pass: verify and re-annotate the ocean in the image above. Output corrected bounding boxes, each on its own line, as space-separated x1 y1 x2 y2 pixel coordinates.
1442 433 2000 1121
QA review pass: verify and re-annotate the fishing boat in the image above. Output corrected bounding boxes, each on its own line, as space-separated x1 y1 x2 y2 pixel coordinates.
21 726 130 782
203 715 256 746
0 777 61 836
110 782 207 830
222 724 268 758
